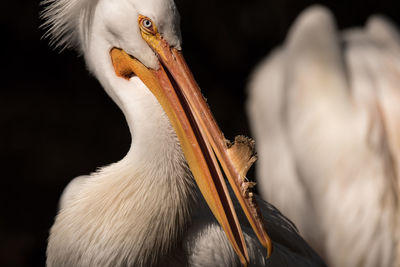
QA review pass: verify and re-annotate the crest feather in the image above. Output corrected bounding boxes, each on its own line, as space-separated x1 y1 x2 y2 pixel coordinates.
40 0 98 51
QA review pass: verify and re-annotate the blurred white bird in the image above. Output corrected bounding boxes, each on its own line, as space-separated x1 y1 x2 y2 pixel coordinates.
41 0 325 266
247 5 400 267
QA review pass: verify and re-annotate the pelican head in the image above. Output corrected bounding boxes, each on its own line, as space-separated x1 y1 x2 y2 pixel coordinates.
42 0 271 266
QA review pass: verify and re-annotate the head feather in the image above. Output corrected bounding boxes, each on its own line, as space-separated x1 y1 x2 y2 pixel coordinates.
40 0 99 52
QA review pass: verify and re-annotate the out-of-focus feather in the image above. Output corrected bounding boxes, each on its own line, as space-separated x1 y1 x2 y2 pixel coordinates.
247 5 400 267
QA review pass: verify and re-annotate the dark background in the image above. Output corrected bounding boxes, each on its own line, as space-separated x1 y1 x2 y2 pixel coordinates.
1 0 399 266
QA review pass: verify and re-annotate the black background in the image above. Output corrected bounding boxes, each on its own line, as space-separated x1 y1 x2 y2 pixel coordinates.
1 0 400 266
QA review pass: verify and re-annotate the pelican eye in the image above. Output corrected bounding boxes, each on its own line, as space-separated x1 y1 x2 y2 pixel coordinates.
139 16 157 35
143 19 152 28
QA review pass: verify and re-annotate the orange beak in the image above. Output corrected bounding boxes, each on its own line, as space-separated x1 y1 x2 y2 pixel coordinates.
109 16 272 266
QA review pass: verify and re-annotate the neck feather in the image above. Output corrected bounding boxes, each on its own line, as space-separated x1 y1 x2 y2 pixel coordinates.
47 44 196 266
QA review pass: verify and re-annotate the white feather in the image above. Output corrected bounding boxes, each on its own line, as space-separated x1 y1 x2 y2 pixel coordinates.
247 5 400 267
41 0 98 51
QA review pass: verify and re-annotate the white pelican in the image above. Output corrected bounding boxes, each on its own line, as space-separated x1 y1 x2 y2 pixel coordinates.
247 5 400 267
42 0 326 266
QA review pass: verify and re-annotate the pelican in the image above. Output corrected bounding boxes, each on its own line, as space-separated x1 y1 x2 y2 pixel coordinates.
41 0 325 266
247 5 400 267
